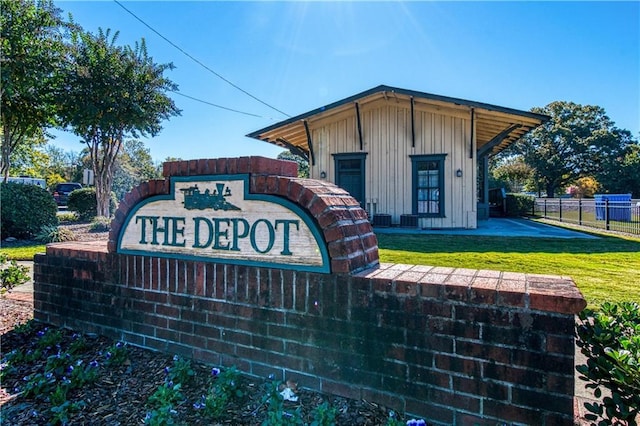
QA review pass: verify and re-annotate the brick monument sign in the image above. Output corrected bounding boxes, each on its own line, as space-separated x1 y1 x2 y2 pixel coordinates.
34 156 586 425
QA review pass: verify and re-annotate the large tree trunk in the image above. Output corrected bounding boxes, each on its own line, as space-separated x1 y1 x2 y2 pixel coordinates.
89 132 122 218
545 183 556 198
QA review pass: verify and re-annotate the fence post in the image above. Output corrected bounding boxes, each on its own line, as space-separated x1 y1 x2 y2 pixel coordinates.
559 198 563 222
544 199 547 217
605 199 610 231
578 199 582 225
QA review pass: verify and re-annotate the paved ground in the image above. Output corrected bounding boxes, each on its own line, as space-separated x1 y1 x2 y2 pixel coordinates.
375 217 599 239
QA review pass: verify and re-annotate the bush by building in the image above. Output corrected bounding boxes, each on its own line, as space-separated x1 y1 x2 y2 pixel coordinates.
0 182 58 238
67 187 117 221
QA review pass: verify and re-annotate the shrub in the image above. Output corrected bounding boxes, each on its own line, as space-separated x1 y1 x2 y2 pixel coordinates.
505 193 534 217
576 302 640 425
67 188 117 221
89 216 111 232
35 225 77 243
0 252 30 294
57 212 80 223
0 182 58 238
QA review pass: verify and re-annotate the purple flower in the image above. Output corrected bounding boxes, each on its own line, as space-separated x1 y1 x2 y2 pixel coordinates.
211 367 221 377
116 342 124 348
173 355 179 362
67 365 74 373
193 402 203 410
89 360 99 368
164 366 170 375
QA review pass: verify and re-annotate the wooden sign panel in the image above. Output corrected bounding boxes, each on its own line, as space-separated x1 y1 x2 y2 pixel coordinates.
118 175 330 272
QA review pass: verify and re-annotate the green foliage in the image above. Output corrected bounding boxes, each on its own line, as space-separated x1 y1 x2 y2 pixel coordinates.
505 193 534 217
0 252 30 294
576 302 640 425
198 366 243 419
104 341 128 366
57 211 80 223
0 182 58 238
310 401 338 426
112 139 162 201
67 187 117 220
89 216 111 232
261 378 303 426
0 0 67 178
514 101 637 197
490 155 534 193
167 355 195 386
35 225 76 243
59 25 180 217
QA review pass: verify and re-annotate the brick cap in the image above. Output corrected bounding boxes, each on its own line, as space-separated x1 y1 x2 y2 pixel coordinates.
354 263 587 315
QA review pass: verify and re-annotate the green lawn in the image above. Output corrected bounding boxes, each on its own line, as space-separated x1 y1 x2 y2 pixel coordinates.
377 230 640 309
3 229 638 309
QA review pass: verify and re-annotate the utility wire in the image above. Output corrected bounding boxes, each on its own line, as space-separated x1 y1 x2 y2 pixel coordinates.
170 91 263 118
113 0 290 118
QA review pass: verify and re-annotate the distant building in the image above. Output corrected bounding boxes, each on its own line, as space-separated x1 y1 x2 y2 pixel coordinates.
247 85 548 229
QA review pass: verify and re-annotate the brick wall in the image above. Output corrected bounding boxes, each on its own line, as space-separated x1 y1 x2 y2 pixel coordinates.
33 157 586 425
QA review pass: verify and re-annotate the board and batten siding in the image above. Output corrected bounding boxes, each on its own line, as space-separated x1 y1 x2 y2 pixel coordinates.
310 99 477 229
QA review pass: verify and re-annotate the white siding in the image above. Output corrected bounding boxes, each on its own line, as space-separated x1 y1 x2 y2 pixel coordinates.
310 99 477 229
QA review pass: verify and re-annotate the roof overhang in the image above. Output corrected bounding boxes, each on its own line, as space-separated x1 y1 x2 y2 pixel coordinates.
246 85 549 158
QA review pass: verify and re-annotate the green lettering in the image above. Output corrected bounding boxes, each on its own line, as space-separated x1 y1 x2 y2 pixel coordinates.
165 217 186 247
135 215 157 244
212 218 230 250
230 218 249 251
193 217 213 248
275 219 299 256
250 219 275 254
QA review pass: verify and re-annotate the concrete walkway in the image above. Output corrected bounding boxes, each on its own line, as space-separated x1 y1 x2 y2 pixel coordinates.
375 217 599 239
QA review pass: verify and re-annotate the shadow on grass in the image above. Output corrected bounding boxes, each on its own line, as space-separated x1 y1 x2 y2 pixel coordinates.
376 233 640 255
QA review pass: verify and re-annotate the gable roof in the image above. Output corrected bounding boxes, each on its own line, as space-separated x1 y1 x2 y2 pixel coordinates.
247 85 549 158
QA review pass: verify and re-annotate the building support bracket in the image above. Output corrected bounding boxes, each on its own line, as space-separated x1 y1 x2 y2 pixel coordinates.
355 102 364 151
276 137 309 162
477 123 522 157
469 108 475 159
303 120 315 166
411 97 416 148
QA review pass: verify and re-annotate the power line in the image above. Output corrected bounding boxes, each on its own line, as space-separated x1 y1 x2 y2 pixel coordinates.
170 91 263 118
113 0 290 118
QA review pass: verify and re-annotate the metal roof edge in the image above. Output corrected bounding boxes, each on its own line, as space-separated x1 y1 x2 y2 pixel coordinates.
246 84 550 140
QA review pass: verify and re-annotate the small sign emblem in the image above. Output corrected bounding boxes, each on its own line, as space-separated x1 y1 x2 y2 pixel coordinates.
180 183 241 211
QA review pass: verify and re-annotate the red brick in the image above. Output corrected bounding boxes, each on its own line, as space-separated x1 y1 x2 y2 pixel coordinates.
226 157 237 174
287 180 304 202
162 161 173 177
237 156 250 174
279 159 298 177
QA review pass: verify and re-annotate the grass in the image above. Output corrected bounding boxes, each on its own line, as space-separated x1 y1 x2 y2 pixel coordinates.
377 228 640 309
0 245 46 260
2 224 638 309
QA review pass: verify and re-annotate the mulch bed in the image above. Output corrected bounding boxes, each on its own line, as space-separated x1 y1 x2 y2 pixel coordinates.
0 223 407 425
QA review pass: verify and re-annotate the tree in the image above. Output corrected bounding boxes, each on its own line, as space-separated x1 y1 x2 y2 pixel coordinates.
0 0 66 181
277 150 309 178
112 139 161 201
490 155 533 193
514 102 636 197
59 28 180 216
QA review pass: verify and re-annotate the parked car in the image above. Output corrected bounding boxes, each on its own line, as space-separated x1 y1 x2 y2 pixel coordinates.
53 182 82 206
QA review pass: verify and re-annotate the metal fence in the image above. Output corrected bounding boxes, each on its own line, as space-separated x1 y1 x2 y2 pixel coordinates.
533 198 640 235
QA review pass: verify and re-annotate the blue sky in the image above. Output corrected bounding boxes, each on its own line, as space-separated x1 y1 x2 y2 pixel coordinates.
53 1 640 163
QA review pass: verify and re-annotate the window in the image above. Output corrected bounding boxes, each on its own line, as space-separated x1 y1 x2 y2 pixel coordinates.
411 154 446 217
